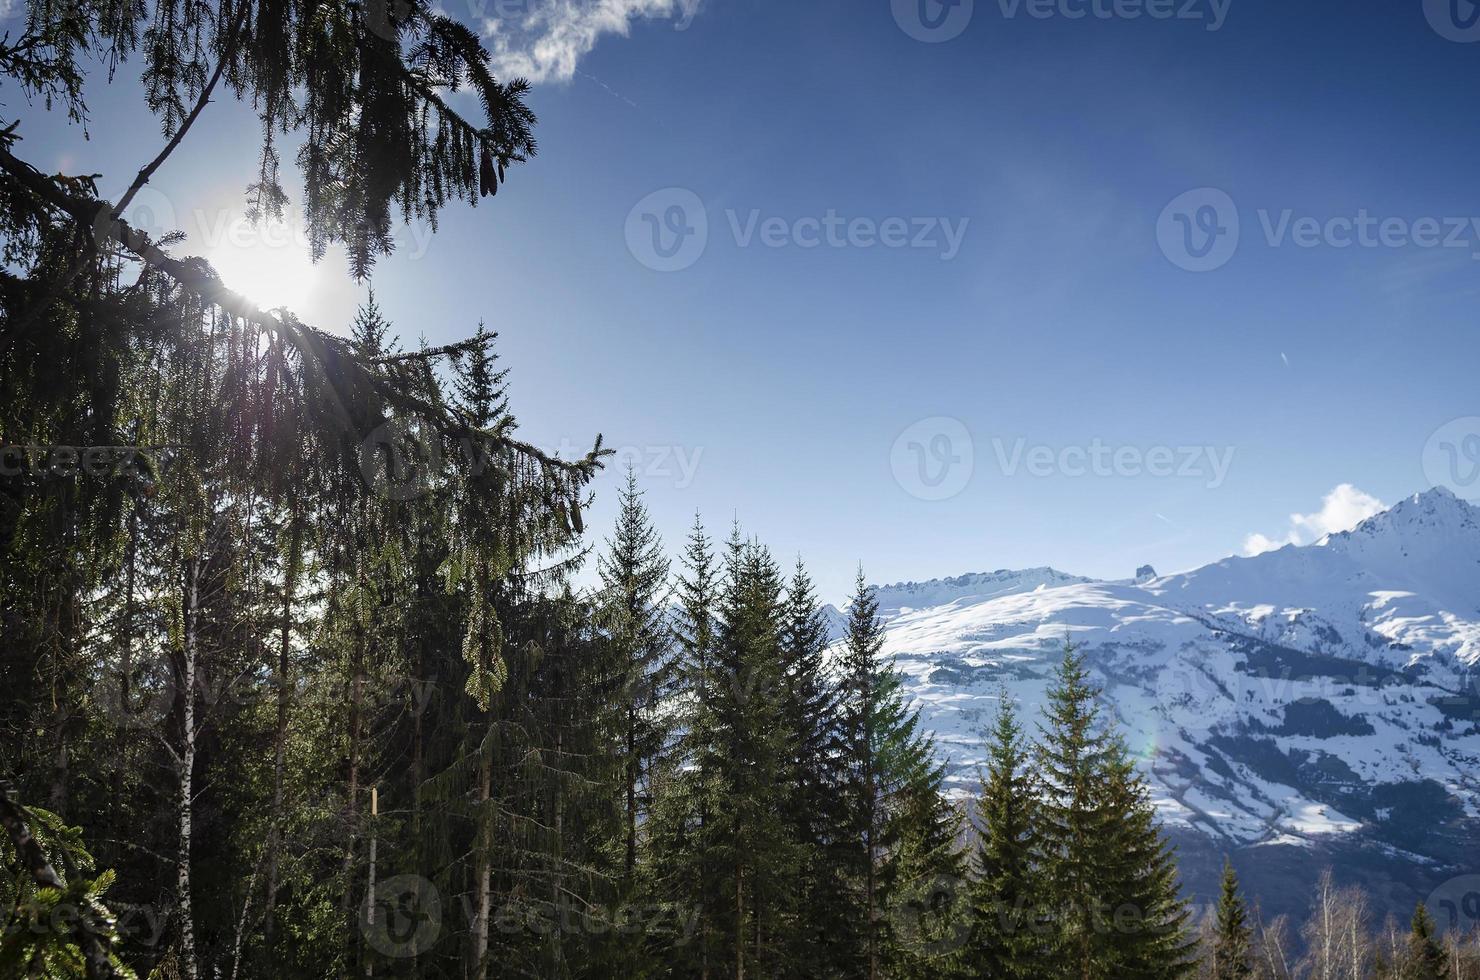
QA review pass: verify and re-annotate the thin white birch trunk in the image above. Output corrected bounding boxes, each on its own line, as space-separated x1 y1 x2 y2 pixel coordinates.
178 556 201 980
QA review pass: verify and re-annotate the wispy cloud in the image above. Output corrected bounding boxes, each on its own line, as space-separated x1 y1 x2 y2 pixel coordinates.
1242 483 1386 556
483 0 701 84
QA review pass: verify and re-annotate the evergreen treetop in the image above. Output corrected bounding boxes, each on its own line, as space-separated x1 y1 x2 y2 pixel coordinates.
1211 859 1253 980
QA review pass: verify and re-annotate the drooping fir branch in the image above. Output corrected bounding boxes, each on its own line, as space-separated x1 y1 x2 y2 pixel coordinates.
369 337 487 364
8 0 540 276
4 4 248 337
0 141 604 483
0 783 130 980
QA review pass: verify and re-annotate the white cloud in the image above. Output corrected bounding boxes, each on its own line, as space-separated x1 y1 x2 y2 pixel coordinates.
1242 484 1386 556
483 0 701 84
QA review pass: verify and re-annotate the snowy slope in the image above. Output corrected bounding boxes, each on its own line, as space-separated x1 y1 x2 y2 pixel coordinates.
868 488 1480 854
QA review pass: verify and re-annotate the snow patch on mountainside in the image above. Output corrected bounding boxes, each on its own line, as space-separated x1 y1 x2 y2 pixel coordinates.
866 489 1480 853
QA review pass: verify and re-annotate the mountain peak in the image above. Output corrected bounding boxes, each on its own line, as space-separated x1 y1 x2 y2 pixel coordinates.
1337 485 1478 544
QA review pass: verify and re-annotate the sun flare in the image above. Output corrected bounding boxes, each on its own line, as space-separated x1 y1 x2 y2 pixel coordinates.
206 219 321 314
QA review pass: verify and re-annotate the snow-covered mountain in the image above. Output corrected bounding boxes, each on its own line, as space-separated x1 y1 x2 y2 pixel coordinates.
865 488 1480 915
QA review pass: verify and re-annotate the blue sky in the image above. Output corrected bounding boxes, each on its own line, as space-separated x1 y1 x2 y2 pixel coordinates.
13 0 1480 603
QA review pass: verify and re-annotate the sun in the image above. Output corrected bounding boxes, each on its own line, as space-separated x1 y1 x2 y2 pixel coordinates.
206 218 321 314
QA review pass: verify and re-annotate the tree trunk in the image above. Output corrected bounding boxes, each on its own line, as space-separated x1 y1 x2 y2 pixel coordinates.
865 762 877 980
264 512 300 940
50 699 69 813
735 865 745 980
1319 875 1334 980
471 724 493 980
364 786 378 979
626 705 638 879
177 556 201 980
112 506 139 835
553 723 564 967
342 629 364 976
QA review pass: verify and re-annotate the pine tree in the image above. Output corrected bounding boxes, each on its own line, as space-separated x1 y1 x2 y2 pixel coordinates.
648 513 724 978
837 567 965 980
1211 860 1254 980
701 530 797 979
837 568 891 980
350 288 399 358
596 467 673 884
453 322 509 431
884 754 968 980
965 689 1041 979
1036 640 1115 978
777 559 849 977
1095 742 1197 978
1404 904 1450 980
1036 641 1195 980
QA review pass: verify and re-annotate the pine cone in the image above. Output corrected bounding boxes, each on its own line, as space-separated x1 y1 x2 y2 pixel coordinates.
479 145 496 198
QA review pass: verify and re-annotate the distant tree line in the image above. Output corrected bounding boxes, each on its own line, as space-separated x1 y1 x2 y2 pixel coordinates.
1197 862 1480 980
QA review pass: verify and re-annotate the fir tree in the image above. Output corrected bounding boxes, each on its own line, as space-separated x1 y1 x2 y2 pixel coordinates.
1403 904 1450 980
965 688 1041 980
837 567 891 980
453 322 510 431
648 513 724 978
1094 742 1197 978
1211 860 1253 980
777 559 849 977
1035 641 1195 979
350 288 398 358
883 755 968 980
596 467 673 882
838 567 965 980
1035 641 1115 978
702 530 797 979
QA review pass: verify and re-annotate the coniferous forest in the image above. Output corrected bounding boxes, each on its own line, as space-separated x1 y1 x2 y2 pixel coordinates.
2 1 1478 978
